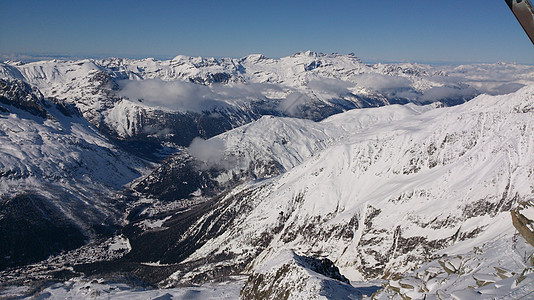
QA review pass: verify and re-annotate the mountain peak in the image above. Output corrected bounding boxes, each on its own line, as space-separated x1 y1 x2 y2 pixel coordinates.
241 53 267 63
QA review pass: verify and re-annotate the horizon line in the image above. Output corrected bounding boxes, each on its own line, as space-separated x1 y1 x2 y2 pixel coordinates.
0 51 531 66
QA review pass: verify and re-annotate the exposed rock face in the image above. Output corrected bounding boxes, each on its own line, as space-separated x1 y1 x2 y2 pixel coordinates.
511 200 534 247
0 78 48 118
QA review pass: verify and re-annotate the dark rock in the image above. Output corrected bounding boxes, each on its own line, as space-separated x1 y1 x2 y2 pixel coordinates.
0 78 48 118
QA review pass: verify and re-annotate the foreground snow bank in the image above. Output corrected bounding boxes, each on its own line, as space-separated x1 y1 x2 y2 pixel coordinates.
2 277 245 299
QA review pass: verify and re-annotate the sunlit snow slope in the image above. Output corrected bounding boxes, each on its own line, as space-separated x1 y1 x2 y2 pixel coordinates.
1 53 534 298
124 86 534 293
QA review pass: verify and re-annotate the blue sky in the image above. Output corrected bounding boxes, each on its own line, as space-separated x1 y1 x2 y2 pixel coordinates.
0 0 532 64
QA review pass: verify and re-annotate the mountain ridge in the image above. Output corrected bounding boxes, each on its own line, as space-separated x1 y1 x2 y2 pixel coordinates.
3 51 531 156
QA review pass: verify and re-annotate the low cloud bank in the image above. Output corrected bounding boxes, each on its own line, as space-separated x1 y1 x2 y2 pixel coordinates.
355 73 413 92
118 79 280 112
117 63 532 115
308 78 353 96
188 137 225 163
118 79 225 112
142 125 172 138
427 63 532 96
354 74 478 102
419 86 478 103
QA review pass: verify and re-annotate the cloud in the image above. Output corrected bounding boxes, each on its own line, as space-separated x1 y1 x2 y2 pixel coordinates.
308 78 353 96
352 73 421 100
142 125 172 138
188 137 230 169
277 92 310 115
118 79 282 113
418 86 478 102
486 83 525 95
354 73 413 92
353 72 486 103
118 79 221 112
427 63 534 96
211 82 282 100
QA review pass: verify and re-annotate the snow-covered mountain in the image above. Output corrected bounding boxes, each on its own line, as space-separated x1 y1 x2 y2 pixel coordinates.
2 52 532 159
240 249 379 299
2 53 534 299
0 78 148 270
87 84 533 298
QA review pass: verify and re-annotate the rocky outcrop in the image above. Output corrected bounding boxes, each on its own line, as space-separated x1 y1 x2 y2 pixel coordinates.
511 200 534 247
0 78 48 118
240 250 378 300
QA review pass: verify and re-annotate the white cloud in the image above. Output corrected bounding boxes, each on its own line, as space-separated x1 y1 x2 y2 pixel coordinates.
354 73 413 92
308 78 353 96
418 86 478 102
118 79 221 112
118 79 282 113
142 125 172 138
277 92 310 115
188 137 235 170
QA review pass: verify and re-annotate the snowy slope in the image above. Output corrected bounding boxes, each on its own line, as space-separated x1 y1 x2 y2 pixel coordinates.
374 229 534 299
130 103 436 216
0 79 148 270
0 81 143 190
201 101 435 179
1 277 245 300
121 85 534 291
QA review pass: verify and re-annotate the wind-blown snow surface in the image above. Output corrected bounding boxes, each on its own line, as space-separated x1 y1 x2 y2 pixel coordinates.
0 277 245 300
122 85 534 296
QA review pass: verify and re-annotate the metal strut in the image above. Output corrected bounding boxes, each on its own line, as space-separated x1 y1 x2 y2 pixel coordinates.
505 0 534 44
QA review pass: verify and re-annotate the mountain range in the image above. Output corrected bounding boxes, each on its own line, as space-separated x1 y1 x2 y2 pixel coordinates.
1 52 533 299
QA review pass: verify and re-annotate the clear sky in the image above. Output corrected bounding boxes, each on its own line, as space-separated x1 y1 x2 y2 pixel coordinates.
1 0 532 64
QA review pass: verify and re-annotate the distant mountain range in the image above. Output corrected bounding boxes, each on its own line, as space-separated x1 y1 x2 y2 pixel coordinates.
3 51 532 156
